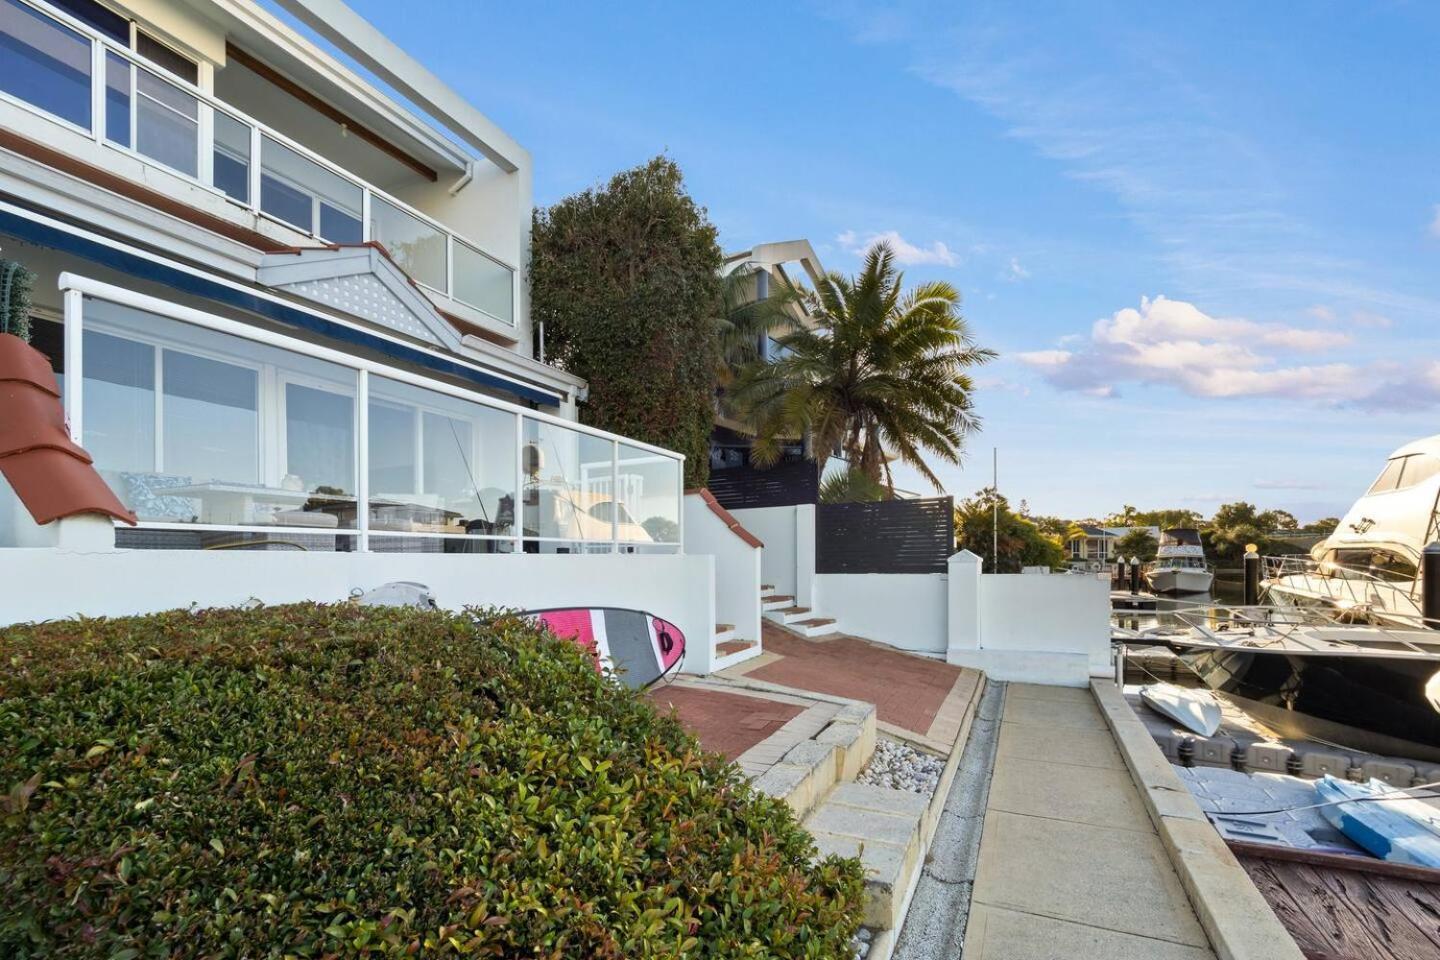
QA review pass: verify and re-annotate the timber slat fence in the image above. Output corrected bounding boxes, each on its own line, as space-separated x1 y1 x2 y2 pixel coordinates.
817 496 954 574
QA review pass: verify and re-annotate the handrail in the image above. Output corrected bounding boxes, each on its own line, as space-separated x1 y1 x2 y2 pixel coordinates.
9 0 516 324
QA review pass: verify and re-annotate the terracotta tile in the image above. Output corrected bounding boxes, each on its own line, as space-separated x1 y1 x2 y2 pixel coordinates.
648 684 804 760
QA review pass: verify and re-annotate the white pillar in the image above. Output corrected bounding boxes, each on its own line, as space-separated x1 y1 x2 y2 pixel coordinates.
795 503 816 608
946 549 983 663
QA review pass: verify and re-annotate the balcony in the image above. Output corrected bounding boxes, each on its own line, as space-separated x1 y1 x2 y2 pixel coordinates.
0 0 515 328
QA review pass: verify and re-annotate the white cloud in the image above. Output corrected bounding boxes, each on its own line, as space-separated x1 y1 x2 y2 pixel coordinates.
1018 295 1376 403
1254 479 1321 491
837 229 960 267
1001 256 1029 281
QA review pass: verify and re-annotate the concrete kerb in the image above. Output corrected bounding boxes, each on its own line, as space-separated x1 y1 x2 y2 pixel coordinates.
1089 680 1305 960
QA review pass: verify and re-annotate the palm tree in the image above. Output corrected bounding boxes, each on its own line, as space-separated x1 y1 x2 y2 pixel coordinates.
713 267 802 425
730 242 995 492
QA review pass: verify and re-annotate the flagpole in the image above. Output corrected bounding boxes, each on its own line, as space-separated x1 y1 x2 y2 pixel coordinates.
992 447 998 572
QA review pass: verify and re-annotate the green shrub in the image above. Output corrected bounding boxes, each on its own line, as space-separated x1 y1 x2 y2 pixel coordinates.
0 604 863 957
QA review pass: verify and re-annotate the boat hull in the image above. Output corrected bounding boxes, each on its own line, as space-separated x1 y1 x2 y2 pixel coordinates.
1146 568 1215 595
1179 645 1440 747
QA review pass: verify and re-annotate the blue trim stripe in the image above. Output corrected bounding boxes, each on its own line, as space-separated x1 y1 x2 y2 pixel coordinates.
0 208 557 406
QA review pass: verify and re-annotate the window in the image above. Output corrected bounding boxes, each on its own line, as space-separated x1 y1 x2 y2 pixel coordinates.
0 0 92 129
617 443 681 546
261 136 362 241
135 30 195 85
1401 455 1440 490
370 197 446 292
212 111 251 203
103 50 129 145
81 299 357 534
135 65 199 177
48 0 125 43
1367 457 1407 494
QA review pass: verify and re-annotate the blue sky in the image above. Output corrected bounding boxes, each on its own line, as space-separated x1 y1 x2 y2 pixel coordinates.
333 0 1440 522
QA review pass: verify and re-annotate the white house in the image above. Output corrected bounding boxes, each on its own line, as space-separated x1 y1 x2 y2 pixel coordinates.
0 0 723 668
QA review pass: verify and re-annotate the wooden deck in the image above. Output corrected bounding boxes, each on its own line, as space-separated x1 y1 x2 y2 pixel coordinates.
1232 840 1440 960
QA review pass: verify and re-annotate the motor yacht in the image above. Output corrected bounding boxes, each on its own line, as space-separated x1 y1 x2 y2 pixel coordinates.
1144 528 1214 595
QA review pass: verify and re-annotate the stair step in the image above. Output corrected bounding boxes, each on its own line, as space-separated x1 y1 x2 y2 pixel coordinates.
805 784 927 931
716 637 758 657
795 618 839 638
761 594 795 611
714 623 735 634
715 623 737 645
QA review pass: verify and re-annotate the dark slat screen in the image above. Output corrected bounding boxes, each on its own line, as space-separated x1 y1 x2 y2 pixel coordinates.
817 497 954 574
708 458 818 509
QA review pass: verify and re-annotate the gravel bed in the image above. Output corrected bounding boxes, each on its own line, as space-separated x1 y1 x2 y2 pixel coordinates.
857 737 944 798
852 925 873 959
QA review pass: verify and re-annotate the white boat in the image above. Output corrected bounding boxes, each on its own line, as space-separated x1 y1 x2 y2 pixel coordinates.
1139 682 1222 736
1263 434 1440 627
1144 528 1214 595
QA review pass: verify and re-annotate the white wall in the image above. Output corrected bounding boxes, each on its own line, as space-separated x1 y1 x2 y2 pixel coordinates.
815 573 948 654
683 495 762 645
945 550 1111 685
0 547 718 674
731 506 798 597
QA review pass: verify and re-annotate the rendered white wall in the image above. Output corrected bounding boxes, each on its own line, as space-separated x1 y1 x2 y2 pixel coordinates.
0 548 718 674
815 573 948 654
731 506 798 597
683 495 763 645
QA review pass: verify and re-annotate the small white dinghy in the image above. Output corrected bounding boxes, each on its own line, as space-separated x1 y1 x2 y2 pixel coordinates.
1139 682 1222 737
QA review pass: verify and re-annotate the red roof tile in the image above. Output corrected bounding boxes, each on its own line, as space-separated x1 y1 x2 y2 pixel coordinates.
686 487 764 548
0 334 136 527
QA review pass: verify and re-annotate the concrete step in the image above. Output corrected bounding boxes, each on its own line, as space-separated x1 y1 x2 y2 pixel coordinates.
805 782 927 931
715 637 758 658
765 604 813 625
794 617 839 638
714 623 736 644
761 594 795 611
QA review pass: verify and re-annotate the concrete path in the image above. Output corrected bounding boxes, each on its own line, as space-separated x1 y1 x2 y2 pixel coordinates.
964 683 1216 960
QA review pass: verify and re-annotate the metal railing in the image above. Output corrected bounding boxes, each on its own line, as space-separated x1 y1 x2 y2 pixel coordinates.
1 0 516 326
1261 554 1424 626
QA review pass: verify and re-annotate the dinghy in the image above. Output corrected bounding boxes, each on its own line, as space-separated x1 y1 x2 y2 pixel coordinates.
526 607 685 690
1315 775 1440 868
1139 682 1222 737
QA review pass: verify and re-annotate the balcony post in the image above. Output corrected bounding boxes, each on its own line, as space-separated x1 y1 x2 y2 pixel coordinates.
89 39 103 143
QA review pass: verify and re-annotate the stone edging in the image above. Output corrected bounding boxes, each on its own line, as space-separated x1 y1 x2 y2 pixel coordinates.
1089 680 1305 960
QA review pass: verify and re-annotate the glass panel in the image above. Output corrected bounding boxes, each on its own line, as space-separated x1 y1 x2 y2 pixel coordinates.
135 67 198 177
260 135 362 241
523 418 616 544
369 196 446 291
452 241 513 323
366 533 513 555
1402 455 1440 489
136 31 196 85
104 51 129 146
284 382 354 498
48 0 126 43
82 330 155 477
616 443 681 543
0 0 92 129
212 111 250 203
84 298 356 531
368 378 516 538
1367 458 1406 494
115 528 355 552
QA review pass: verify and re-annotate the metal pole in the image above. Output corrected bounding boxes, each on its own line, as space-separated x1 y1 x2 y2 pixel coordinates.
1243 544 1261 606
991 447 998 573
1129 556 1141 595
1423 542 1440 629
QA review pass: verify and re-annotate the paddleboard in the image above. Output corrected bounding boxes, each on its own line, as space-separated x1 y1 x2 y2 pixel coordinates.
1139 682 1222 737
526 607 685 689
1316 775 1440 868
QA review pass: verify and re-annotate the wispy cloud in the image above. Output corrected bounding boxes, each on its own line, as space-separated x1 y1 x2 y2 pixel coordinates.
1253 479 1321 491
836 229 960 267
1001 256 1029 281
1430 204 1440 238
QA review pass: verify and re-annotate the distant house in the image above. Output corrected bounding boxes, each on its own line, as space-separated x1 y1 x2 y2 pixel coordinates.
1067 525 1161 569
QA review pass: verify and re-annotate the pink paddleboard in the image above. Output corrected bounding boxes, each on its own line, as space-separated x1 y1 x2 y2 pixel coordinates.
526 607 685 689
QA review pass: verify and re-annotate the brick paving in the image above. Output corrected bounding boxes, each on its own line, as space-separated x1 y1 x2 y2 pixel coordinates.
648 683 805 760
743 622 965 735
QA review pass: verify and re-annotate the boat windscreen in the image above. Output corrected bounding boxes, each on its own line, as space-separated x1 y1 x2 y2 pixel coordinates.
1161 528 1202 547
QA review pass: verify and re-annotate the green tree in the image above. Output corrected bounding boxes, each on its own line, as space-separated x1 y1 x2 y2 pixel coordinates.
954 487 1066 573
819 465 886 504
1113 528 1159 563
531 157 723 487
1302 517 1340 534
731 243 995 492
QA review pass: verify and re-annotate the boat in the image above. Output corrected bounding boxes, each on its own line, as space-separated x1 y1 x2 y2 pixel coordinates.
1119 605 1440 749
1139 682 1222 736
1144 528 1214 595
1263 435 1440 627
1315 775 1440 868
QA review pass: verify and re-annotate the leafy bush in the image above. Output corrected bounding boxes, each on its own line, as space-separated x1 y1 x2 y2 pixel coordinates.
0 604 863 957
531 157 723 489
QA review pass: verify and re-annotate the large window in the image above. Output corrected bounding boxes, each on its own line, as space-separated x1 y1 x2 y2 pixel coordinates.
0 0 92 129
367 377 515 551
617 443 681 549
261 136 363 242
82 299 357 535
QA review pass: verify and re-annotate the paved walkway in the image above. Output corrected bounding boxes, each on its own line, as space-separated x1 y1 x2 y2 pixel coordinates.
648 683 805 760
966 683 1215 959
721 623 979 745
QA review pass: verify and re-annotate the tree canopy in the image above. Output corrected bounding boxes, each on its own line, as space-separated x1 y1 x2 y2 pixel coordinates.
530 156 723 487
1113 528 1160 563
954 487 1066 573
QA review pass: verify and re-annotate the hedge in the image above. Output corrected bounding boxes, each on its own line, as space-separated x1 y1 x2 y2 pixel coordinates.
0 604 863 957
